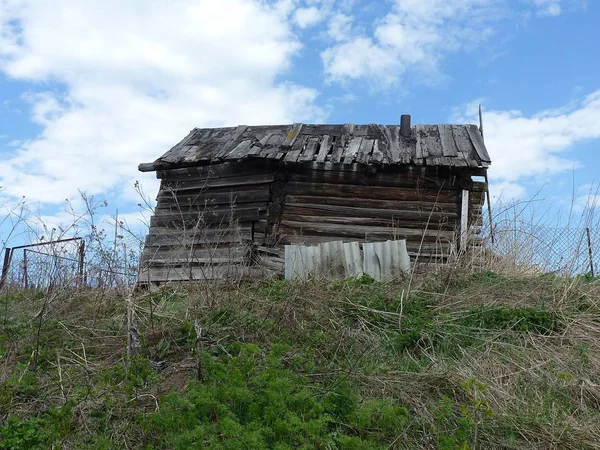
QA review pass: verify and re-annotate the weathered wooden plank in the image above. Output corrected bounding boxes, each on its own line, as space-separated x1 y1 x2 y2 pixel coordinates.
259 134 284 158
286 181 459 202
299 162 368 173
300 124 345 136
315 135 332 163
279 234 453 247
438 125 458 157
162 173 274 192
280 213 455 229
142 246 248 264
371 140 384 163
288 169 453 190
279 220 454 240
356 138 374 165
460 189 469 251
155 201 267 216
139 265 275 283
398 127 413 164
385 126 401 162
423 125 443 157
215 125 247 159
282 203 456 222
158 128 200 164
342 137 363 164
331 124 354 163
147 223 252 236
150 207 260 227
144 257 247 266
246 145 263 156
451 126 479 167
145 232 252 247
299 137 320 162
157 160 275 181
283 135 306 162
225 139 254 159
258 132 273 146
282 123 303 147
466 125 491 163
285 195 458 213
415 124 427 161
157 188 270 206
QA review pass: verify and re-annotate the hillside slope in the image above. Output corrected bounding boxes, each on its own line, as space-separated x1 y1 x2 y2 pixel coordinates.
1 271 599 449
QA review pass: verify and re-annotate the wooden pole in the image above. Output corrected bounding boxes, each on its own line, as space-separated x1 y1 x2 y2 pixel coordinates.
0 248 13 292
478 105 495 244
460 190 470 252
23 249 28 289
78 241 85 288
586 228 595 277
484 173 495 244
478 104 484 140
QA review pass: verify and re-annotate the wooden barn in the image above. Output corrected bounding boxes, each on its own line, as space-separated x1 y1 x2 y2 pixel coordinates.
138 116 491 283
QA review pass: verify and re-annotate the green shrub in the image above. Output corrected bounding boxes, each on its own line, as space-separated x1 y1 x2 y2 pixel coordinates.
0 403 73 450
145 344 408 449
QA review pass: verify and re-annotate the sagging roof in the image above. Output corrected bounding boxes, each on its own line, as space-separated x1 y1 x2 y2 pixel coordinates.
139 123 491 172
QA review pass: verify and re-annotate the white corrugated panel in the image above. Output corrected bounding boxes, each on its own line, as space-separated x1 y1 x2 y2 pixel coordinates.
285 239 409 281
363 240 410 281
320 241 346 279
343 242 363 278
284 243 323 280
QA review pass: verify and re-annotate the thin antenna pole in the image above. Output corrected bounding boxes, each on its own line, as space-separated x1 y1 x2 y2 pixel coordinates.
478 104 484 140
479 104 494 244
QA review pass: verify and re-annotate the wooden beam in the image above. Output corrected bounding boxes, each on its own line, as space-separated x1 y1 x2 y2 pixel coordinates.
460 189 469 251
315 135 332 163
215 125 248 159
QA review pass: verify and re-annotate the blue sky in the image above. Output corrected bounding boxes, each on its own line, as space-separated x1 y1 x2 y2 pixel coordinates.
0 0 599 243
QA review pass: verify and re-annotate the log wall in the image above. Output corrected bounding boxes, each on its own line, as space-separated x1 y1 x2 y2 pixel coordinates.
139 160 486 283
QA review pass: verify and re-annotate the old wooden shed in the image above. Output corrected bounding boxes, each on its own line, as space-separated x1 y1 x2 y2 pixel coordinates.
138 116 491 283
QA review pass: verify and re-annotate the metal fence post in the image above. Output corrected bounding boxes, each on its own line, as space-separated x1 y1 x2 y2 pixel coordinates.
586 228 595 277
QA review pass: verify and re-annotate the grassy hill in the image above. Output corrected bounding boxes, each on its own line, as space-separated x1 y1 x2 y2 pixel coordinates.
1 270 599 449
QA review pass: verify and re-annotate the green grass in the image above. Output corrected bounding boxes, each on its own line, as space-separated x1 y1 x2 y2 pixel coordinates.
1 271 599 449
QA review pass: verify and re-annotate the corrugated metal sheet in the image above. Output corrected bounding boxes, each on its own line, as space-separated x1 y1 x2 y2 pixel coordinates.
363 240 410 281
284 240 409 281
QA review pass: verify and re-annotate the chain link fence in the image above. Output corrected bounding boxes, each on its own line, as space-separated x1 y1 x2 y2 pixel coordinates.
489 226 599 276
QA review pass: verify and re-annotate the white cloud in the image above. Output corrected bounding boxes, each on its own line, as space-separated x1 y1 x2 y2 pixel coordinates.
0 0 325 205
322 0 505 87
294 6 324 28
453 90 600 198
326 13 354 41
320 0 580 88
529 0 561 16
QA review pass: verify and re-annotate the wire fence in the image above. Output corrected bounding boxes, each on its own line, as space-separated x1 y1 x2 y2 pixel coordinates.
489 226 599 276
0 225 598 292
0 237 140 293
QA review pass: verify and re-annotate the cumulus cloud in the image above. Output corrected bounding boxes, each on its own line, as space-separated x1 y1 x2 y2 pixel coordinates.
294 6 324 28
0 0 325 205
322 0 507 87
453 90 600 200
320 0 580 88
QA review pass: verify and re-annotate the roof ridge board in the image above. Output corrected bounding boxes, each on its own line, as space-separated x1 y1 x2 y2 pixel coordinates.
184 122 481 132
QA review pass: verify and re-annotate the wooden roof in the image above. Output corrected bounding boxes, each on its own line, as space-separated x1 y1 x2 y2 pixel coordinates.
139 123 491 172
